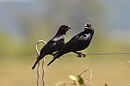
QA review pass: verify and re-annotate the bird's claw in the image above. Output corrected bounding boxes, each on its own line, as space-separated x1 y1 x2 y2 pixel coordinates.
82 53 86 57
76 52 86 58
76 53 82 57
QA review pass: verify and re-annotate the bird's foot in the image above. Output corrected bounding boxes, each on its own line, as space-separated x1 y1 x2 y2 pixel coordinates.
76 52 82 57
81 52 86 57
75 52 86 58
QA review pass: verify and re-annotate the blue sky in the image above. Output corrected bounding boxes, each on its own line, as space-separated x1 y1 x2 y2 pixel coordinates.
103 0 130 30
0 0 130 30
0 0 130 40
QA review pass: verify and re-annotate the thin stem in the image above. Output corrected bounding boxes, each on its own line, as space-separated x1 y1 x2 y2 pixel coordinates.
35 40 46 86
42 58 45 86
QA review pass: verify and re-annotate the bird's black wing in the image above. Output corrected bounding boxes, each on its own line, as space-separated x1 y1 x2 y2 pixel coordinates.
58 32 88 52
40 35 65 57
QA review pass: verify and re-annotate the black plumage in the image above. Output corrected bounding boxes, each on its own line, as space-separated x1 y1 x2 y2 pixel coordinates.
32 25 71 69
47 23 94 66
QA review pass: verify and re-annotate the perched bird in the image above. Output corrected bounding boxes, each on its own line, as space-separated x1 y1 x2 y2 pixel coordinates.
32 25 71 69
48 23 94 66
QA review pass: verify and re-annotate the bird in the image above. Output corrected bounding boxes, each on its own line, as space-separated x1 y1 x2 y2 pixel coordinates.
32 25 71 69
47 23 94 66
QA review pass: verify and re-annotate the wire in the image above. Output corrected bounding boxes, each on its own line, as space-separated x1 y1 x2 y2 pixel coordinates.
0 52 130 59
87 52 130 55
0 55 36 59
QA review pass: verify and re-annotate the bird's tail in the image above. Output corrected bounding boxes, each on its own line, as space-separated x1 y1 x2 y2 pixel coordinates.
47 52 62 66
32 58 40 70
47 50 69 66
47 57 57 66
32 55 44 70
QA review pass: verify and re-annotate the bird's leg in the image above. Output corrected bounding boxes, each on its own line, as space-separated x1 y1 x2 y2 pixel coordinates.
74 51 86 57
73 51 82 57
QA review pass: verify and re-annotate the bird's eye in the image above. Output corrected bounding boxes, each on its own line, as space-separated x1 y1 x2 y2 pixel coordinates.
83 34 87 37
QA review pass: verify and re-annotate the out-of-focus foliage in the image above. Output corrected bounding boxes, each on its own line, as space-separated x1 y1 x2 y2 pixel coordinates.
0 0 106 57
0 0 129 57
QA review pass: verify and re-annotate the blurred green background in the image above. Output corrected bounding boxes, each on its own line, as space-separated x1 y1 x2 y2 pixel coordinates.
0 0 130 86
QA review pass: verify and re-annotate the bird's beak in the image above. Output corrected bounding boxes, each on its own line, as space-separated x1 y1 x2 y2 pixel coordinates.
84 23 94 30
68 26 71 30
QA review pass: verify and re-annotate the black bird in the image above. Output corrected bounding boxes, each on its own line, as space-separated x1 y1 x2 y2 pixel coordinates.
32 25 71 69
47 23 94 66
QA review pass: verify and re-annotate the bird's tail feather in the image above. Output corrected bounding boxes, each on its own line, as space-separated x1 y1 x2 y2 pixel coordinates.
47 57 57 66
47 51 66 66
32 59 40 70
47 52 63 66
32 55 44 70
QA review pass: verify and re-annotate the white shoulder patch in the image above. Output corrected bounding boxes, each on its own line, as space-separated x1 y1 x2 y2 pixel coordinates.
53 35 65 41
79 33 91 40
84 33 90 37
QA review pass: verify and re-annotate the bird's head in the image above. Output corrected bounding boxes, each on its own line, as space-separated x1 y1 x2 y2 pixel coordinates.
84 23 94 31
58 25 71 34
